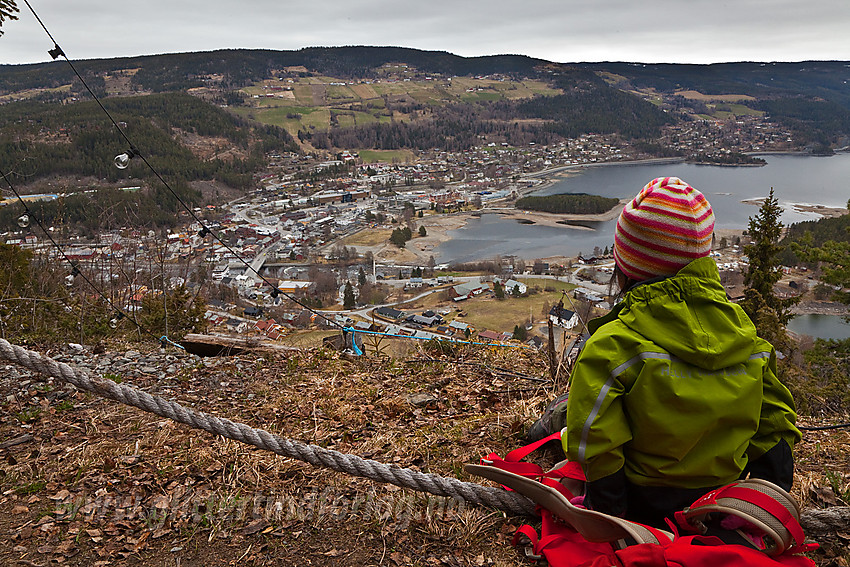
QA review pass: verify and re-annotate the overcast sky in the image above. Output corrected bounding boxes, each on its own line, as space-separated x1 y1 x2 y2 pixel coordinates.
2 0 849 66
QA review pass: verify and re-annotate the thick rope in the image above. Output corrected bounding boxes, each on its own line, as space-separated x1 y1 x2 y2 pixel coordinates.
0 338 535 517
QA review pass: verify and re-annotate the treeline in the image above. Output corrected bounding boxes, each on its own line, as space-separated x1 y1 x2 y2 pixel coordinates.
689 152 766 165
786 211 850 245
509 88 675 140
515 193 620 215
579 62 850 144
0 185 196 235
778 209 850 266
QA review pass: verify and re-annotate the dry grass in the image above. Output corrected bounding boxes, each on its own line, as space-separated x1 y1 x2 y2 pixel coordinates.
1 343 848 566
338 228 393 247
0 344 556 566
674 89 756 102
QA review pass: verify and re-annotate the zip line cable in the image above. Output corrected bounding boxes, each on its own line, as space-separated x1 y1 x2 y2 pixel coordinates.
19 0 343 334
798 422 850 431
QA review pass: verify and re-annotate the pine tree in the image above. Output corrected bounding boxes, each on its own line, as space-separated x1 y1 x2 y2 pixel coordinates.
358 267 366 287
0 1 19 36
740 188 799 340
343 281 356 310
494 281 505 299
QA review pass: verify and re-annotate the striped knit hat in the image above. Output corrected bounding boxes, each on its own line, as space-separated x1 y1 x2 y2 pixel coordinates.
614 177 715 281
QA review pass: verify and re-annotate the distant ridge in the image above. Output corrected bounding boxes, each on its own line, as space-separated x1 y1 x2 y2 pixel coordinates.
0 46 551 93
2 46 848 109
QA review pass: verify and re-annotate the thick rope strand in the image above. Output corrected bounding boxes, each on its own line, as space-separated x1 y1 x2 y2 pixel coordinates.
0 338 535 516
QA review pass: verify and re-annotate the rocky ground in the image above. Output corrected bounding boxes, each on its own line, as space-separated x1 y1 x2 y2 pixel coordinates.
1 341 848 566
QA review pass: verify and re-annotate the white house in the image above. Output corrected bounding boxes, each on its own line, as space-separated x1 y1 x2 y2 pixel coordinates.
549 306 580 330
495 278 527 295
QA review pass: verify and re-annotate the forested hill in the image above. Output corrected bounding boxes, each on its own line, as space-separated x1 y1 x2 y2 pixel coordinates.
0 47 548 93
3 47 850 196
3 47 848 105
0 93 297 233
579 61 850 109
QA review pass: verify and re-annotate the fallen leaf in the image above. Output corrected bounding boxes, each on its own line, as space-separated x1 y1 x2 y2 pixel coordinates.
49 489 71 501
241 519 270 535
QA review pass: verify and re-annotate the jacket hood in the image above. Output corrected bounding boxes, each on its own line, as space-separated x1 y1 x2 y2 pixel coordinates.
615 257 758 370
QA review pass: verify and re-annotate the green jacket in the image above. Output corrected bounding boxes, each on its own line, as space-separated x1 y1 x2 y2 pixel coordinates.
563 257 800 492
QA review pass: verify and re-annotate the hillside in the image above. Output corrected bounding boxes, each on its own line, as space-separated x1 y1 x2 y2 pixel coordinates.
0 92 296 232
2 341 850 566
3 48 850 160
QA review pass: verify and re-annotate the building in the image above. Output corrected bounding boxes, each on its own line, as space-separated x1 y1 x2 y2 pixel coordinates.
549 306 580 330
477 330 502 342
375 306 405 321
276 280 314 294
244 305 264 318
494 277 527 295
449 282 487 301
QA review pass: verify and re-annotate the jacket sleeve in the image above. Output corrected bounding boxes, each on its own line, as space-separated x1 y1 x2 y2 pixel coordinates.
744 347 801 490
563 334 633 499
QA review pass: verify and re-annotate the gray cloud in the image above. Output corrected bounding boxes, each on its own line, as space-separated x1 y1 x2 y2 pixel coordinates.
2 0 848 65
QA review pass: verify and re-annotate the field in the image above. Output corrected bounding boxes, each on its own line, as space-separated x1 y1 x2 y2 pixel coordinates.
396 280 577 337
357 149 416 163
675 90 756 102
338 228 394 246
233 75 561 142
711 102 764 119
454 291 573 335
0 84 71 103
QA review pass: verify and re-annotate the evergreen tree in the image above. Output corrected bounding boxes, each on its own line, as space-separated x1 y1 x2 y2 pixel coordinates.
494 281 505 299
419 225 427 237
0 0 18 36
740 189 799 341
389 227 412 248
512 283 522 297
358 267 366 287
343 281 356 309
513 324 528 341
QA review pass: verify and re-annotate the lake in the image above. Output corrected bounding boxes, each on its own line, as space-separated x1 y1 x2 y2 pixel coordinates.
787 314 850 341
435 153 850 263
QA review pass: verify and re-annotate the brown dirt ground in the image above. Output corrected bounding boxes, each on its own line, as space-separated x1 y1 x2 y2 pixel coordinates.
1 345 848 566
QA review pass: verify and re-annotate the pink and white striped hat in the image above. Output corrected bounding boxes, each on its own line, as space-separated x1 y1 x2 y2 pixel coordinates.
613 177 715 281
